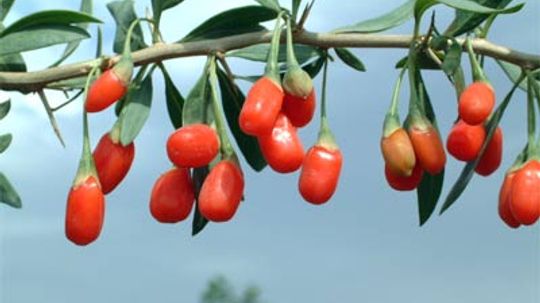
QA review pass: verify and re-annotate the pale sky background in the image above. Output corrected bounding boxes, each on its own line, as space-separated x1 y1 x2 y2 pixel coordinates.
1 0 540 302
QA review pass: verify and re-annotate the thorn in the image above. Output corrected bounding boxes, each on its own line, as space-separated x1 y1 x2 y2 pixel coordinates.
38 90 66 148
297 0 315 31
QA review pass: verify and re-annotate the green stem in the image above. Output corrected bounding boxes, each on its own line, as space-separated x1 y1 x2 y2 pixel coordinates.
465 37 488 83
264 11 286 82
208 56 234 157
285 16 299 68
527 75 536 156
123 18 154 57
389 67 407 116
453 66 466 99
317 54 338 149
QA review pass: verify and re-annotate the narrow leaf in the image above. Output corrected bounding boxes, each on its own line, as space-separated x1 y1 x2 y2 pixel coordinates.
192 166 210 236
416 0 523 22
0 25 90 56
497 60 529 91
334 47 366 72
0 133 12 153
444 0 513 36
0 172 21 208
226 43 321 65
182 70 211 125
302 56 325 78
441 41 462 76
418 169 445 225
217 68 267 171
292 0 302 21
0 99 10 120
0 23 25 72
395 53 441 70
107 0 146 54
160 65 185 129
440 77 522 214
333 0 415 33
254 0 282 12
152 0 184 26
181 6 277 42
0 10 101 37
119 74 153 146
0 0 15 21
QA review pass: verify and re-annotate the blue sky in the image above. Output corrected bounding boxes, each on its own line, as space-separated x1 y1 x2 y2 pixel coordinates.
1 0 539 302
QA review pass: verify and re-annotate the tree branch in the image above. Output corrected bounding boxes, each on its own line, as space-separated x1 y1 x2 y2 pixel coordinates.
0 30 538 93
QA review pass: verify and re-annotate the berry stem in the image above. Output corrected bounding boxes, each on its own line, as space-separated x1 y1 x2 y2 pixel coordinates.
264 11 286 83
317 55 338 150
465 37 489 83
285 17 300 68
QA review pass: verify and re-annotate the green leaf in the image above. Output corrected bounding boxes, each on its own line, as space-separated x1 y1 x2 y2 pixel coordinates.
183 69 211 125
395 53 441 70
0 25 90 56
415 0 524 22
441 41 462 76
334 47 366 72
50 0 94 67
302 55 325 78
254 0 282 13
192 166 210 236
0 99 10 120
0 172 21 208
333 0 415 33
217 68 267 171
444 0 513 36
107 0 146 54
497 60 529 91
0 23 26 71
440 76 522 214
227 43 321 65
181 6 277 42
0 133 12 153
0 10 101 37
119 74 153 146
152 0 184 26
417 169 444 225
292 0 302 21
160 65 185 129
0 0 15 21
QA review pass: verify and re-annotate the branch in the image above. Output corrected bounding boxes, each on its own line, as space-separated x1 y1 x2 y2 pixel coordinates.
0 30 538 93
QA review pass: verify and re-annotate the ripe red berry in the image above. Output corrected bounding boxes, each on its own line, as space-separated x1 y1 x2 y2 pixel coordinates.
381 127 416 177
93 132 135 194
384 162 423 191
149 167 195 223
446 120 486 162
166 123 220 168
258 113 305 173
65 176 105 246
198 160 244 222
239 76 284 136
408 124 446 175
509 160 540 226
458 81 495 125
476 127 503 176
281 89 316 128
85 69 129 113
498 172 520 229
298 145 343 205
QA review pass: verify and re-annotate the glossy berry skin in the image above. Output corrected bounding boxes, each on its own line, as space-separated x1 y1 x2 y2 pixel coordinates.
384 162 423 191
199 160 244 222
498 172 520 229
408 125 446 175
258 113 305 173
149 167 195 223
86 69 128 113
299 145 343 205
65 176 105 246
476 127 503 176
281 89 316 128
459 82 495 125
93 133 135 194
509 160 540 226
446 120 486 162
381 128 416 177
239 76 284 136
167 124 219 168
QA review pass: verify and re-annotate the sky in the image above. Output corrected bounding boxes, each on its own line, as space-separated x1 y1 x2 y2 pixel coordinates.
1 0 540 303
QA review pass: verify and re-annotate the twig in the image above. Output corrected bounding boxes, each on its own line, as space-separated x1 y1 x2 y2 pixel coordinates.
37 90 66 147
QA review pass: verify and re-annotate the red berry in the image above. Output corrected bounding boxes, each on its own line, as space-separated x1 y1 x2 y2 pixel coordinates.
281 89 316 128
381 127 416 177
498 172 520 229
298 145 343 205
476 127 503 176
258 113 305 173
166 123 219 168
239 76 284 136
384 162 423 191
65 176 105 246
85 69 128 113
446 120 486 162
458 82 495 125
408 124 446 175
93 132 135 194
509 160 540 225
198 160 244 222
149 167 195 223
